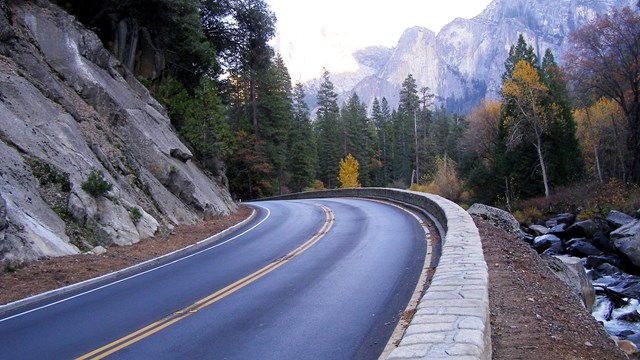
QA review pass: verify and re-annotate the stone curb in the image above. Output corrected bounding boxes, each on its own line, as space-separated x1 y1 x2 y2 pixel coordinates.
262 188 491 360
0 208 257 316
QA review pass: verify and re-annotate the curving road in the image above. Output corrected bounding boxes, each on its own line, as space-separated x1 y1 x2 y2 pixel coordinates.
0 198 426 359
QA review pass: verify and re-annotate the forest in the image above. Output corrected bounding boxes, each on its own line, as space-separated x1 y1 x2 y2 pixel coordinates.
55 0 640 211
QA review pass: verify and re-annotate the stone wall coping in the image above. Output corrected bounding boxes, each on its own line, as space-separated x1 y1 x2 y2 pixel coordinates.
263 188 491 360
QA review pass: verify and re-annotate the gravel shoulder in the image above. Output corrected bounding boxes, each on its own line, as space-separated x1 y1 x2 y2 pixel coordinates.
475 216 627 360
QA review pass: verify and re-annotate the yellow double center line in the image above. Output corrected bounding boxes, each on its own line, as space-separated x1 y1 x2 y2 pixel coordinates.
77 204 335 360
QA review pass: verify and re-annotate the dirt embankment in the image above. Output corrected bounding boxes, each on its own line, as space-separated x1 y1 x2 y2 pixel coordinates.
476 217 627 360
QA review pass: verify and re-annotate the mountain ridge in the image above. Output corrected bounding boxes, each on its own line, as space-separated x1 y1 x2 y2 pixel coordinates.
301 0 636 114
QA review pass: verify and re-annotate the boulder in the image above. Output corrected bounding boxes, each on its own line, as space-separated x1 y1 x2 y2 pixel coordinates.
611 220 640 267
542 242 565 255
528 224 549 236
533 234 562 254
468 203 526 239
170 148 192 162
607 210 636 230
590 232 617 254
617 339 639 356
592 262 623 278
617 311 640 322
542 255 595 311
566 239 603 258
586 255 627 272
90 245 107 256
547 223 567 239
545 213 575 228
567 218 610 238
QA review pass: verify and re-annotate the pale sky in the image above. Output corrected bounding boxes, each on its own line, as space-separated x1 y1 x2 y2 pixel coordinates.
266 0 493 82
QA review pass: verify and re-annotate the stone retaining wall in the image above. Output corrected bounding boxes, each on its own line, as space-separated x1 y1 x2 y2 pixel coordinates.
264 188 491 360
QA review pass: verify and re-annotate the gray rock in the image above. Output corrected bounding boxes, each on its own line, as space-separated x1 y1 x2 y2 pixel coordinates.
533 234 562 254
0 141 79 265
591 231 617 254
528 224 549 236
607 210 636 230
547 223 567 237
0 194 7 232
567 218 610 238
467 203 526 239
566 239 603 258
542 255 595 312
545 213 575 228
593 263 623 278
170 148 192 162
586 255 627 272
0 1 236 264
611 220 640 267
90 245 107 256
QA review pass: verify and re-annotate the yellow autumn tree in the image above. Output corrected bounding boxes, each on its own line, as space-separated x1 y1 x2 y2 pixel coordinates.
574 97 628 182
337 154 361 188
501 60 556 198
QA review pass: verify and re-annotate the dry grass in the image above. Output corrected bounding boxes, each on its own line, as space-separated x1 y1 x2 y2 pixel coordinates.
512 179 640 224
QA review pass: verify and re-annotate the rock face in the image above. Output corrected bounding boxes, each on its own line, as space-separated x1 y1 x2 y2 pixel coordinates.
542 255 595 312
301 0 635 113
0 1 236 265
468 203 526 239
611 220 640 267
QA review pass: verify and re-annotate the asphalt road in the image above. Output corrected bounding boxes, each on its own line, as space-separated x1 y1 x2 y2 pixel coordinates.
0 198 426 359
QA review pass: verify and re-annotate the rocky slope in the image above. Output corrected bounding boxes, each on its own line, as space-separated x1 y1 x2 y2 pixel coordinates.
304 0 636 113
0 0 236 266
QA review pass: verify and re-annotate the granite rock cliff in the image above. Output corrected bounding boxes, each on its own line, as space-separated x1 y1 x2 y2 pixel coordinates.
0 0 236 266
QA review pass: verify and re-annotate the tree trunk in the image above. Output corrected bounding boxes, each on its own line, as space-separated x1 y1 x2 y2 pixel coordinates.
594 144 603 184
250 75 258 137
536 136 550 198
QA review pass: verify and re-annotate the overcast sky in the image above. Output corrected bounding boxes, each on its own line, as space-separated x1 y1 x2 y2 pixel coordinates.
266 0 493 82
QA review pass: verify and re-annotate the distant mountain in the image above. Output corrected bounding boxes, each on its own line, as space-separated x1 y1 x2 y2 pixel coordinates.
302 0 636 115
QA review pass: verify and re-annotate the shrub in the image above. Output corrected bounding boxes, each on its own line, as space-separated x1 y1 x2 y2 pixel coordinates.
81 170 113 197
129 207 143 224
304 180 325 192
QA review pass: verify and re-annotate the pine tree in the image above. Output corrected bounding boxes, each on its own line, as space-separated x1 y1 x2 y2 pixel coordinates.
338 154 361 188
395 74 420 184
315 69 342 188
539 49 583 186
341 93 375 186
256 54 294 194
371 97 391 186
288 82 317 192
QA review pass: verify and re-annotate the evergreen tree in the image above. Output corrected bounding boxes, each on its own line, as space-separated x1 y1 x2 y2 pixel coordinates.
539 50 583 186
371 97 392 186
315 69 342 188
288 82 317 192
340 93 375 186
396 74 420 184
502 34 538 81
256 54 294 194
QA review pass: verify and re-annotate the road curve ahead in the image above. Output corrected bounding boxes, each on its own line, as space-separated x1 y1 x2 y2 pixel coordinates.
0 198 426 359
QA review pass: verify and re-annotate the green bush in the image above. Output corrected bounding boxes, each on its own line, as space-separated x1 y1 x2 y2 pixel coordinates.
81 170 113 197
129 207 143 224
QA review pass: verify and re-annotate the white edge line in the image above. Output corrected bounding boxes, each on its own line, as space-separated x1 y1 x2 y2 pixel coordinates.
0 205 271 323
